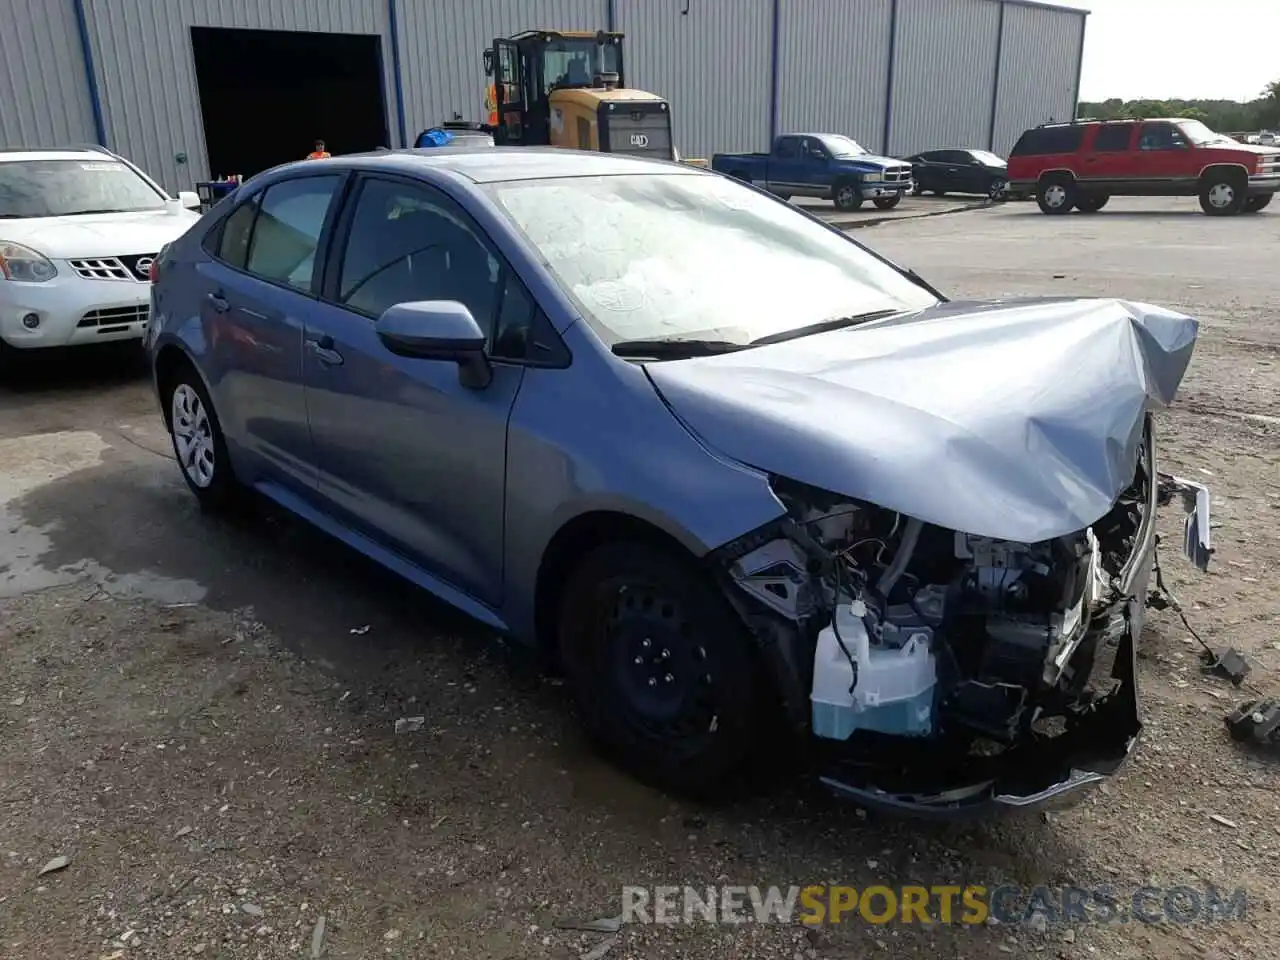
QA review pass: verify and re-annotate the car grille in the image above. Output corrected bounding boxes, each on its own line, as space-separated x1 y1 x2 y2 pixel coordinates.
78 304 149 330
68 253 157 282
883 166 912 184
1257 156 1280 178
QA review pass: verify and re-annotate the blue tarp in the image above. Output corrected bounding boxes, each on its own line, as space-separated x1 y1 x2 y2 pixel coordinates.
415 128 456 148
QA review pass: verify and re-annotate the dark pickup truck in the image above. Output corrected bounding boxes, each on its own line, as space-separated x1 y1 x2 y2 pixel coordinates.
711 133 914 211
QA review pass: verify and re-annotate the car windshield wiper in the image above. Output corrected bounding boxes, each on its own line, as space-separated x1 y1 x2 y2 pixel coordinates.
610 338 748 359
749 309 901 346
63 208 130 215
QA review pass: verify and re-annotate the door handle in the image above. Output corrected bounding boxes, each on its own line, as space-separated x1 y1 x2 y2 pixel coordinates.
206 291 230 313
306 334 344 367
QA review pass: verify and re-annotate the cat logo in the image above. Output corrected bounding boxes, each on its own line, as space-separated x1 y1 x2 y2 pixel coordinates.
629 133 649 148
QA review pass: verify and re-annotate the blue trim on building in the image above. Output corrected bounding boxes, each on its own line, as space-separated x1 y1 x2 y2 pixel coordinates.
987 0 1006 150
768 0 781 143
71 0 107 146
387 0 408 147
606 0 616 33
1070 10 1086 119
881 0 898 155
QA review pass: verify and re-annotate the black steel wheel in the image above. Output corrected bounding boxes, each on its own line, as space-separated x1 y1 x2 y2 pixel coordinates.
557 542 761 796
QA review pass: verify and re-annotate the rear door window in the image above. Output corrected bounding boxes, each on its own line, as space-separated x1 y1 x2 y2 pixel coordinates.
208 194 260 269
244 175 343 292
1094 123 1136 151
1138 122 1188 151
774 137 800 159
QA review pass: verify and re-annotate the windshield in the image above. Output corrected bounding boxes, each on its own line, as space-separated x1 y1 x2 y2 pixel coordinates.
1178 120 1234 146
970 150 1006 166
543 38 621 91
484 173 938 346
819 135 869 157
0 158 165 218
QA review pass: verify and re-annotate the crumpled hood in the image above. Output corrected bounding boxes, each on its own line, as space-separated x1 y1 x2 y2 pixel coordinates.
645 297 1198 543
0 209 201 258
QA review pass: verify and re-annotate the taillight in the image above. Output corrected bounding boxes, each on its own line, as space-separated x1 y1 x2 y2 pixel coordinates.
148 260 160 283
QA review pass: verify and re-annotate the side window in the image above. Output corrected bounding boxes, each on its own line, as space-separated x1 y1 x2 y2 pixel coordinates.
940 150 970 164
775 137 799 159
1094 123 1135 151
244 176 341 292
208 194 260 269
1138 122 1186 151
336 178 509 348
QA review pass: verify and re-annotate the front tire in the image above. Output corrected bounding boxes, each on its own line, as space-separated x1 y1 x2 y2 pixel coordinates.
833 181 864 211
557 542 762 796
872 194 902 210
1243 194 1272 213
164 364 241 512
988 178 1009 201
1036 176 1077 214
1199 172 1246 215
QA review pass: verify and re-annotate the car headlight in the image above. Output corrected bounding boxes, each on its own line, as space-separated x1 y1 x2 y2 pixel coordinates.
0 242 57 282
862 172 884 182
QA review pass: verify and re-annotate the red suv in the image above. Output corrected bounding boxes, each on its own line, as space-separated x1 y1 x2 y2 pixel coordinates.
1008 118 1280 216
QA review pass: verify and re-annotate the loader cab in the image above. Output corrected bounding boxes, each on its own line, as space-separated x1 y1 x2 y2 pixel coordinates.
485 30 674 160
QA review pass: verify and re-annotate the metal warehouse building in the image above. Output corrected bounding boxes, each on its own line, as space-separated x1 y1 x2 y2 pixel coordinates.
0 0 1086 192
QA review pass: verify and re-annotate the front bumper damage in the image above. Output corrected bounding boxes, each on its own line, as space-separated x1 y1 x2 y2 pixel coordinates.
714 429 1213 820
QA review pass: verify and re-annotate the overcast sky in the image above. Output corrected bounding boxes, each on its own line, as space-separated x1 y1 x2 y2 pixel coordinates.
1065 0 1279 102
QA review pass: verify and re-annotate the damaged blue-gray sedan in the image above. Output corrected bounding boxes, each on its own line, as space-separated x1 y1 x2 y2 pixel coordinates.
146 148 1212 817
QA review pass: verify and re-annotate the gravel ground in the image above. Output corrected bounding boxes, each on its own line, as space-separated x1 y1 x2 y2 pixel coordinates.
1 197 1277 959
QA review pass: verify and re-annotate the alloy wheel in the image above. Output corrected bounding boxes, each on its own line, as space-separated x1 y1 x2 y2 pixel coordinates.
171 383 215 488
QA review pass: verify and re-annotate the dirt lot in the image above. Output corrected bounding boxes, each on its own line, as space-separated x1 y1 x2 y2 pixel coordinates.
2 197 1278 959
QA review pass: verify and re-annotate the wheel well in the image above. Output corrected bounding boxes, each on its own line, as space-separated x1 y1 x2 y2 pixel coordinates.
1036 169 1076 186
533 511 701 658
1198 163 1249 187
153 345 195 428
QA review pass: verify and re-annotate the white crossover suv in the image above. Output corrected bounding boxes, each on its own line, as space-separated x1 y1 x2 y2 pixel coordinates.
0 146 201 355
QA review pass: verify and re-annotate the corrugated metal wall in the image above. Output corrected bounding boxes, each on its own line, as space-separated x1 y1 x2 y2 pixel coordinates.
615 0 773 161
887 0 1001 156
397 0 607 137
991 2 1083 154
0 0 96 148
776 0 892 153
79 0 395 190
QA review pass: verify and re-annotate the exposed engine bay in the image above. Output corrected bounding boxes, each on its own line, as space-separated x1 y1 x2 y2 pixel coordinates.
713 416 1209 812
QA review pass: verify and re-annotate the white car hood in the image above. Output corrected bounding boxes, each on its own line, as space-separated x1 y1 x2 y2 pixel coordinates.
0 209 201 258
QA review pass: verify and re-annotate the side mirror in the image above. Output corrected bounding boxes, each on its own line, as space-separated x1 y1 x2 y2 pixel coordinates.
483 49 495 77
376 300 492 388
163 197 185 215
177 190 200 210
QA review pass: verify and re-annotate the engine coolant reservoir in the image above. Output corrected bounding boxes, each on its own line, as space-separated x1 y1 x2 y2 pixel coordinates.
811 600 938 740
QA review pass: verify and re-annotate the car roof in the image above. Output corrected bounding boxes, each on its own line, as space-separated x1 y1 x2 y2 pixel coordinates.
0 147 118 163
291 146 701 184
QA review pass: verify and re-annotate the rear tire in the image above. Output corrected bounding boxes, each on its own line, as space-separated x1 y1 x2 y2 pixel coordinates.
1036 176 1077 215
557 541 762 797
1243 194 1272 213
162 361 242 513
1075 193 1110 213
872 194 902 210
1199 170 1246 215
833 180 863 211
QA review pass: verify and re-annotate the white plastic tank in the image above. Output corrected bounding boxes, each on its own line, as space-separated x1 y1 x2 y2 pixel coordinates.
811 600 938 740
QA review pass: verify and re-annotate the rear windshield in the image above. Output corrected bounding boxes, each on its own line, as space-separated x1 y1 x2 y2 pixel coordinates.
1010 125 1086 157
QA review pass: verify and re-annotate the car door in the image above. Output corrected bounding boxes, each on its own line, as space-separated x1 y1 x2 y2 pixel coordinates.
196 173 345 492
910 151 940 191
300 174 529 608
767 136 805 195
798 137 835 196
1137 121 1193 186
1084 122 1136 188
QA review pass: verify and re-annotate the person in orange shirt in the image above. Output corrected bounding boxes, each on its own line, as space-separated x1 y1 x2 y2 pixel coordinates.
306 139 331 160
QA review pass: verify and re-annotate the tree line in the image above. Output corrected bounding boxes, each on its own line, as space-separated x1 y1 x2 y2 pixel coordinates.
1079 80 1280 133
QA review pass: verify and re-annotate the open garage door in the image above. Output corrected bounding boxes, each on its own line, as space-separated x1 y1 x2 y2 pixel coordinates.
192 26 389 179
